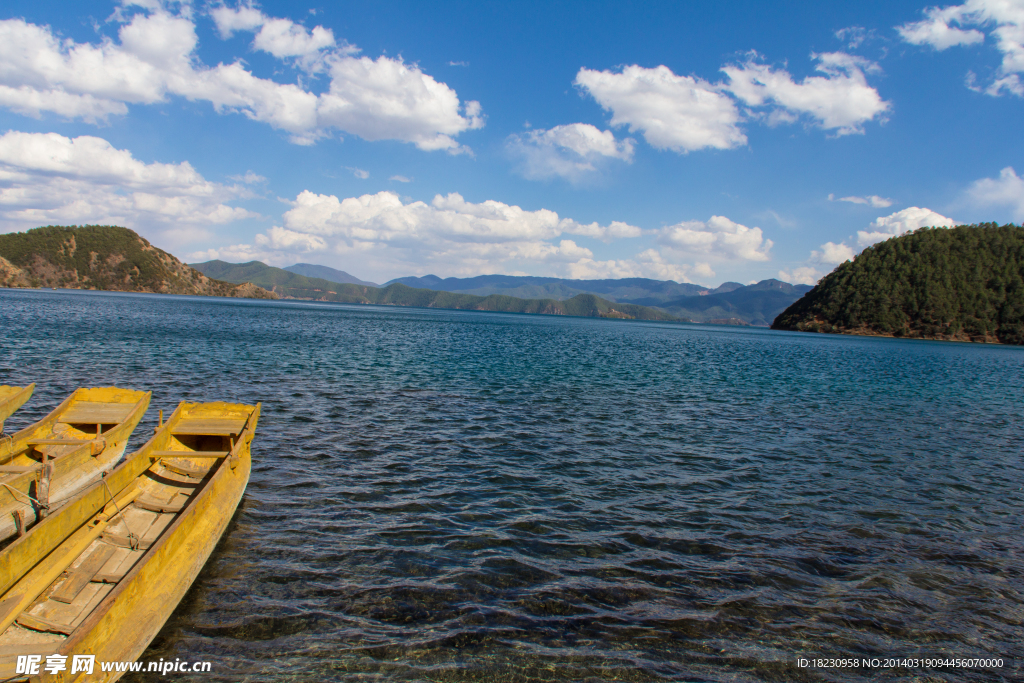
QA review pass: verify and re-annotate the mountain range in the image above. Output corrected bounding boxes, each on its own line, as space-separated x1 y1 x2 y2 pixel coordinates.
196 261 811 326
0 223 812 326
384 274 809 325
191 260 677 321
285 263 378 287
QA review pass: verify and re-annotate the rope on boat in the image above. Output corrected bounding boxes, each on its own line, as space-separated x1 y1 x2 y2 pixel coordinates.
102 474 140 550
0 482 48 510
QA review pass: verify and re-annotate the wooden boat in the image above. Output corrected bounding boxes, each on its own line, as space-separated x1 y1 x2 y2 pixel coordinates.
0 388 150 542
0 384 35 434
0 401 260 682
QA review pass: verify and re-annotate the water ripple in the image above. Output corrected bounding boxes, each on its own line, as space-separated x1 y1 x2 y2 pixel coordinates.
1 289 1021 682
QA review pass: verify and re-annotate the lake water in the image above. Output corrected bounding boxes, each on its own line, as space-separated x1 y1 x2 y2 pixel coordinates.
1 288 1021 682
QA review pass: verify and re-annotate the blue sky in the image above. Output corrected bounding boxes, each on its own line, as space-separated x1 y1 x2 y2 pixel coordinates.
0 0 1022 286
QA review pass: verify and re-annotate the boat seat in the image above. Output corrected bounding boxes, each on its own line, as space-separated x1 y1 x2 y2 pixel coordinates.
171 418 246 436
59 402 136 425
150 450 229 459
159 460 210 479
50 545 117 604
136 492 186 513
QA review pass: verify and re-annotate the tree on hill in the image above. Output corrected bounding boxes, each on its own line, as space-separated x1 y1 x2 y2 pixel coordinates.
771 223 1024 345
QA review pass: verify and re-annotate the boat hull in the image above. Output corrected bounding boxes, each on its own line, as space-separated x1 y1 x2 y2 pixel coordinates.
0 401 259 682
62 418 254 681
0 384 34 433
0 388 150 542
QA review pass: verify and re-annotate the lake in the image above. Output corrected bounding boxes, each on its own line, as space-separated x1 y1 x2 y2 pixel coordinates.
1 288 1021 682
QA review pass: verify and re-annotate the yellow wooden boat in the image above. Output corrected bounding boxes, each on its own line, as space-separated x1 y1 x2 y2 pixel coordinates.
0 384 35 434
0 388 150 542
0 401 259 682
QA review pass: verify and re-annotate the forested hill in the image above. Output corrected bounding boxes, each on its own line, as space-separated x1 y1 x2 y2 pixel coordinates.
0 225 277 299
772 223 1024 344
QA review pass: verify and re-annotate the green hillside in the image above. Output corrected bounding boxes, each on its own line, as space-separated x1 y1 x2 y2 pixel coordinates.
192 260 679 321
772 223 1024 344
0 226 277 299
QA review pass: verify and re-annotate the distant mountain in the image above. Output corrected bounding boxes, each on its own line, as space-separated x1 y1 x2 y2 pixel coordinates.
193 260 349 299
192 260 679 321
0 225 277 300
773 223 1024 344
386 274 707 302
708 281 744 295
284 263 378 287
385 273 809 326
647 279 814 326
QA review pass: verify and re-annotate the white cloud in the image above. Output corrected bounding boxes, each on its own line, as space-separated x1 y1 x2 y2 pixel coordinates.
0 85 129 122
389 175 411 183
857 206 956 246
574 65 747 152
778 266 823 286
565 249 706 283
829 193 893 207
898 1 1024 96
317 56 483 152
780 238 857 286
282 190 641 244
197 189 665 280
191 188 742 283
812 241 856 265
898 5 986 49
723 53 891 135
968 166 1024 219
573 54 887 155
0 131 256 241
255 225 327 251
211 3 345 71
784 206 959 286
348 168 369 179
229 170 267 184
506 123 634 181
210 4 266 38
0 6 482 151
189 242 270 264
657 215 773 261
835 26 873 49
253 19 336 60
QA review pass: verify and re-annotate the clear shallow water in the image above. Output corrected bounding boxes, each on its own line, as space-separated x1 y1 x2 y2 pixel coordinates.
1 288 1022 682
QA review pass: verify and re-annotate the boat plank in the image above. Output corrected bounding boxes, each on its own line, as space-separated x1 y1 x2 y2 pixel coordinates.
150 450 229 458
136 494 185 514
16 612 74 635
160 461 210 479
92 549 142 585
59 403 137 424
0 465 39 474
50 545 117 604
172 418 246 435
